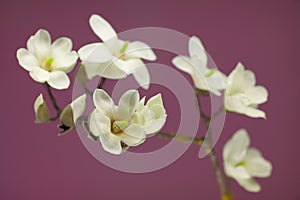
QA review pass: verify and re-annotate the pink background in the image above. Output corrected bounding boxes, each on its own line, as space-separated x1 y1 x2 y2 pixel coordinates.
1 0 299 199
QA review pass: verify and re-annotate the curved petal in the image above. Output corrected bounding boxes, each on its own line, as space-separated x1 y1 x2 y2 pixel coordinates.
99 132 122 155
78 43 113 63
132 64 150 89
93 89 114 117
126 41 157 61
52 37 72 56
89 14 117 42
223 129 250 163
31 29 51 60
224 94 247 114
245 107 266 119
245 86 268 104
122 124 146 146
70 94 86 123
89 109 111 137
189 36 207 66
146 118 166 134
147 93 163 108
236 178 261 192
52 51 78 72
172 56 194 74
113 58 145 74
245 148 272 178
114 90 139 121
16 48 39 71
47 71 70 90
30 67 50 82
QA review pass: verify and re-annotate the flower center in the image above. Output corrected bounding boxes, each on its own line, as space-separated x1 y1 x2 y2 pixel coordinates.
42 57 54 72
111 120 129 134
115 41 129 60
234 161 246 167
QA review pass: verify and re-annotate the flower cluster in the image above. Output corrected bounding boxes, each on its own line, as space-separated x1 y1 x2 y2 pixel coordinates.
16 13 272 198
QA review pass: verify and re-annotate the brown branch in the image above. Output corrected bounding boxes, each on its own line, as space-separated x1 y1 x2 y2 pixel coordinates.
44 83 62 121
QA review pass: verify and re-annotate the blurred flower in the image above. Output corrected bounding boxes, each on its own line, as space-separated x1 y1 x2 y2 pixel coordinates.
224 62 268 118
59 94 86 134
133 94 167 134
89 89 150 154
223 129 272 192
34 94 50 123
172 36 226 95
16 29 78 90
78 14 157 89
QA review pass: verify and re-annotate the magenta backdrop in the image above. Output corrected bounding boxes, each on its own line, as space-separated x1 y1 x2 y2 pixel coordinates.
1 0 299 199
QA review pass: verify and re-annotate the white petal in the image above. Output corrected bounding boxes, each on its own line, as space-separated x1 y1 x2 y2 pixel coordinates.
245 148 272 178
172 56 194 74
52 51 78 72
236 178 261 192
189 36 207 66
16 48 38 71
113 58 145 74
245 86 268 104
89 109 111 137
132 64 150 89
146 118 166 134
78 43 113 63
30 67 50 82
47 71 70 90
114 90 139 121
70 94 86 123
99 132 122 155
126 41 157 61
52 37 72 56
147 93 163 108
89 14 117 42
31 29 51 60
93 89 114 117
223 129 250 163
122 124 146 146
224 94 247 114
245 107 266 119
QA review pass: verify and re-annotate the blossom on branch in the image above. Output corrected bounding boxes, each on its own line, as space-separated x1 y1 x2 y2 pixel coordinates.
78 14 157 89
172 36 226 95
223 129 272 192
16 29 78 90
88 89 166 154
224 62 268 118
34 94 50 123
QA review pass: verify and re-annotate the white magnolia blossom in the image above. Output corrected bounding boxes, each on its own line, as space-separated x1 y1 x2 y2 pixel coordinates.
172 36 226 95
223 129 272 192
16 29 78 90
133 94 167 134
78 14 157 89
89 89 166 154
59 94 87 133
225 62 268 118
34 93 50 123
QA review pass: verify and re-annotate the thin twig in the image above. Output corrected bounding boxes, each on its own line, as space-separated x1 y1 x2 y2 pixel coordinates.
156 132 204 146
197 92 230 200
44 83 62 121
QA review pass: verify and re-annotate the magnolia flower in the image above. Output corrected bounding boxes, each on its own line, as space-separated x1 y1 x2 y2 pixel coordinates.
34 94 50 123
89 89 168 154
133 94 167 134
59 94 86 134
16 29 78 89
225 62 268 118
78 14 157 89
172 36 226 95
223 129 272 192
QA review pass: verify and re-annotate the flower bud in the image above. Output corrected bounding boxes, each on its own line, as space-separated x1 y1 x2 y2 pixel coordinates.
59 94 86 134
34 94 50 123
